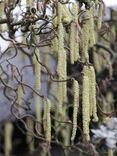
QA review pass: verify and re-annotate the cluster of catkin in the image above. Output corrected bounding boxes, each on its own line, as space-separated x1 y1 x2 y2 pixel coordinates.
2 1 104 153
51 1 101 143
71 65 98 142
82 65 98 141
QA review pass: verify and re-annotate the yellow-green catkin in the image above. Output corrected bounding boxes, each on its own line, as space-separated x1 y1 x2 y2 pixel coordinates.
57 22 65 113
70 3 79 64
97 2 104 30
26 118 34 153
4 122 13 156
17 84 23 114
82 75 90 141
108 149 113 156
57 2 63 24
70 22 75 64
57 2 67 108
33 48 41 132
71 79 79 142
80 10 90 63
51 8 58 55
57 2 66 78
83 66 98 122
89 66 98 122
57 18 64 76
89 7 96 47
43 98 51 143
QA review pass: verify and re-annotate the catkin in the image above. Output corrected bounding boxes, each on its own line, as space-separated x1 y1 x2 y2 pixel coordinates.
84 65 93 118
89 66 98 122
57 23 64 77
71 79 79 142
82 75 90 141
57 2 67 107
51 11 58 55
33 53 40 82
70 3 79 64
33 48 41 131
97 2 104 30
57 22 64 114
89 7 96 47
43 98 51 143
80 10 90 63
70 22 75 64
57 2 63 24
57 2 67 77
33 48 41 90
4 122 13 156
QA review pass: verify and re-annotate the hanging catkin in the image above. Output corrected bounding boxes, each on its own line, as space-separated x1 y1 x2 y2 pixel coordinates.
71 79 79 142
97 2 104 30
57 22 65 113
4 122 13 156
70 22 75 64
33 47 41 132
57 2 67 111
57 2 66 79
57 7 64 76
82 75 90 141
70 3 79 64
80 10 90 63
83 66 93 117
57 2 63 24
51 8 58 55
89 7 96 47
43 98 51 143
62 49 67 103
89 66 98 122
